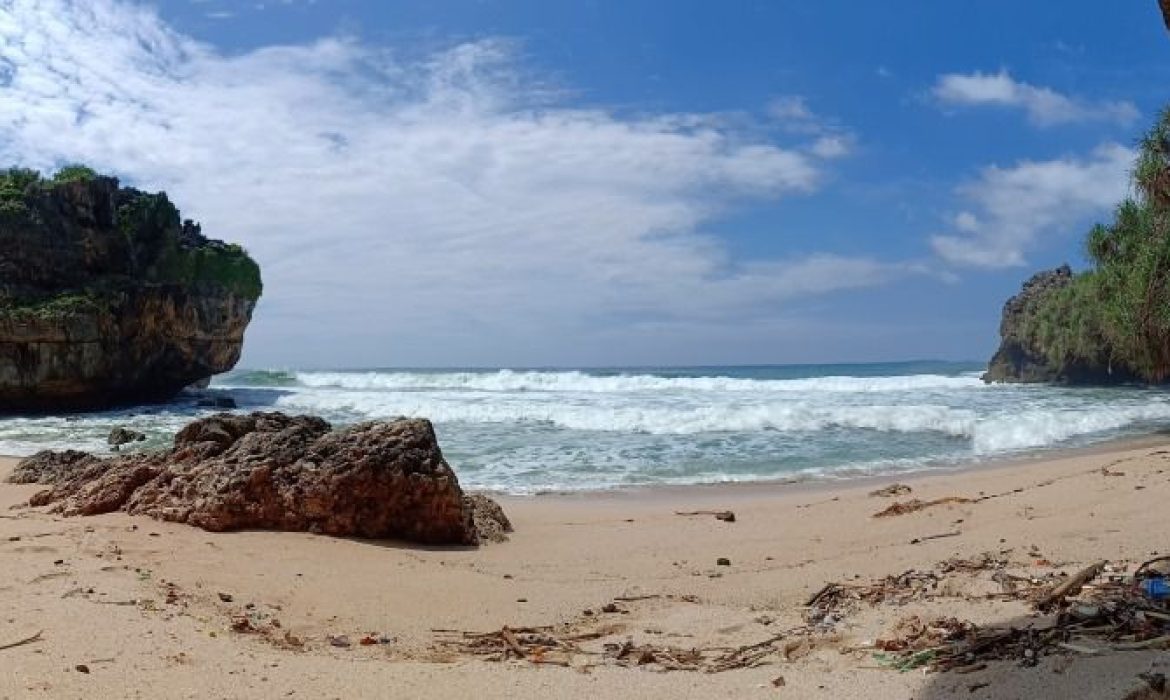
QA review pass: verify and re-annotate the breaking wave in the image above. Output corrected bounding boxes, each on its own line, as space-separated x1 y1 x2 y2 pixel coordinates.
7 363 1170 493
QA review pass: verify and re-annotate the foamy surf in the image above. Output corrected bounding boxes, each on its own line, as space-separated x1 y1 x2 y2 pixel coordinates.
1 362 1169 493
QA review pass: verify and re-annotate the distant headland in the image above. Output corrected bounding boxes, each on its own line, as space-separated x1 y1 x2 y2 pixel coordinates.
986 109 1170 385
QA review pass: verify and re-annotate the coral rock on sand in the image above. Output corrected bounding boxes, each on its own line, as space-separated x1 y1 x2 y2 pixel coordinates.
464 493 514 543
6 449 102 485
9 412 509 546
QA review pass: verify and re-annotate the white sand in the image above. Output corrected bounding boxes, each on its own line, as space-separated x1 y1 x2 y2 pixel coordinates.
2 442 1170 699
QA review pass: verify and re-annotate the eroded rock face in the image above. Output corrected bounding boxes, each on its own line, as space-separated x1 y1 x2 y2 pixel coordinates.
0 173 261 411
983 266 1141 384
7 449 102 484
464 493 514 544
10 412 506 546
983 266 1074 383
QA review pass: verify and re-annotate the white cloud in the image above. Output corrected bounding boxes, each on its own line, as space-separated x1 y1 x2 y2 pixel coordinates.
932 70 1139 127
930 143 1134 268
810 135 852 160
768 95 816 123
768 95 855 160
0 0 898 366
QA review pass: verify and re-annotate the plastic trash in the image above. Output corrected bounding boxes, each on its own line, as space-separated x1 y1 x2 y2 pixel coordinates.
1139 577 1169 600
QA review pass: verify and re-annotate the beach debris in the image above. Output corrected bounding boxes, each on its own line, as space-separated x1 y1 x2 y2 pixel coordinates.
217 592 233 603
328 634 352 648
675 510 736 523
716 557 731 566
1035 560 1106 610
910 530 962 545
869 484 913 498
74 664 90 674
0 630 43 652
938 551 1010 574
873 497 973 518
434 622 831 673
865 554 1170 674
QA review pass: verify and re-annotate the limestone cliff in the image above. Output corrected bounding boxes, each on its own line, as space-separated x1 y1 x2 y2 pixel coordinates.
983 266 1139 385
0 168 261 411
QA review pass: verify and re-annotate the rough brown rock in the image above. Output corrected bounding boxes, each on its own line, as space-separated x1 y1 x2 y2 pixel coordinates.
464 493 514 543
10 412 508 546
0 173 260 411
7 449 103 484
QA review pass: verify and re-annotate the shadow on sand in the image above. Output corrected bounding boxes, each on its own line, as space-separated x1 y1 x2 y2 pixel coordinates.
915 610 1169 700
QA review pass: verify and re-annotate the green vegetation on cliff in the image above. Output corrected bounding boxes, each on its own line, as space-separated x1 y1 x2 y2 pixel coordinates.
0 166 262 316
1014 109 1170 383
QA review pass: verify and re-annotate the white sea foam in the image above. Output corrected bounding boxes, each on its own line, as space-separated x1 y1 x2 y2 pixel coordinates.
972 403 1170 453
272 390 980 436
290 369 986 394
6 366 1170 494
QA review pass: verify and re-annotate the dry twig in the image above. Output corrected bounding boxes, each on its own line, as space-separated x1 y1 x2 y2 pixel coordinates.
0 630 43 652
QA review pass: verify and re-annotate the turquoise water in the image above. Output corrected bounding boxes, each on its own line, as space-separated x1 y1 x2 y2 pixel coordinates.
3 361 1170 493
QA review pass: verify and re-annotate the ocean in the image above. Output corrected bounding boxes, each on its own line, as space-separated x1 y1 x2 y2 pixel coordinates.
2 361 1170 494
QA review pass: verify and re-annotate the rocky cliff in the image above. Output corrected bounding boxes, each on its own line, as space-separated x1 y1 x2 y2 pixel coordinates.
983 266 1139 384
0 167 261 411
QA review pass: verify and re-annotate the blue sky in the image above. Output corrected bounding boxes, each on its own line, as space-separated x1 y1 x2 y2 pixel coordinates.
1 1 1168 367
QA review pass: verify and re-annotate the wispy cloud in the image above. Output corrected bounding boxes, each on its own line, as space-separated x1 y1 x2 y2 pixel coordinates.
767 95 856 160
0 0 900 365
930 144 1134 268
932 70 1139 127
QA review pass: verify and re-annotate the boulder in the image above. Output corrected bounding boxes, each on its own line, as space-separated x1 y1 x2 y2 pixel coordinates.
10 412 507 546
0 170 261 411
107 426 147 446
464 493 514 543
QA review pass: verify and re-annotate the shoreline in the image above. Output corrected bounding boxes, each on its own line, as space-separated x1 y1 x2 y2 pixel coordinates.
7 428 1170 503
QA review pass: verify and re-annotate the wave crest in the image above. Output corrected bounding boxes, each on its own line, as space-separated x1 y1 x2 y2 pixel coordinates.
282 369 984 394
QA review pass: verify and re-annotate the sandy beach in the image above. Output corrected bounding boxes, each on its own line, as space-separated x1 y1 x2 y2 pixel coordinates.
2 443 1169 700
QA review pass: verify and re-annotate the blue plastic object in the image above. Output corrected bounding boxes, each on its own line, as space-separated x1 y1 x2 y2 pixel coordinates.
1140 577 1170 600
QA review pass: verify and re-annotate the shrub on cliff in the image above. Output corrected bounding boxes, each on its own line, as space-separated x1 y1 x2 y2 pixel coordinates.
51 164 98 184
1014 109 1170 383
0 167 262 305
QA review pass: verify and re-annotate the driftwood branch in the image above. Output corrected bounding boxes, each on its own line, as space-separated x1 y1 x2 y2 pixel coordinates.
0 630 43 652
1037 561 1107 609
674 510 736 522
500 627 526 658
